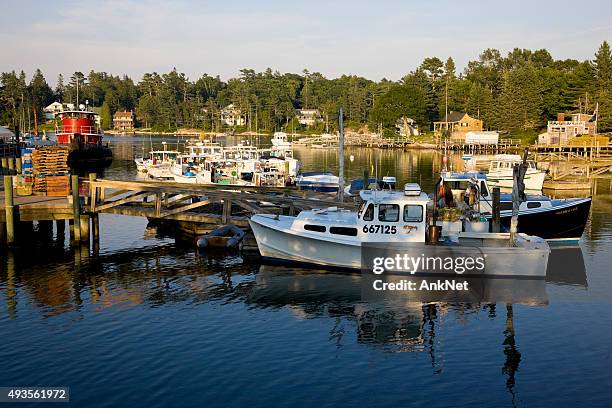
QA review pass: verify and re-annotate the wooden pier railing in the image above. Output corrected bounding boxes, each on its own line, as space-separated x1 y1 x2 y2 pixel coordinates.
88 178 356 226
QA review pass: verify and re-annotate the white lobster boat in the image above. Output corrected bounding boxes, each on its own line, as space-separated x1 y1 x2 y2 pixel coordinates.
249 184 550 277
487 154 546 190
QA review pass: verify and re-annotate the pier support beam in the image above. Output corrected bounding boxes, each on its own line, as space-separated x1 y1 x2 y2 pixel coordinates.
222 199 232 224
71 175 81 243
80 215 90 242
4 176 15 245
91 213 100 254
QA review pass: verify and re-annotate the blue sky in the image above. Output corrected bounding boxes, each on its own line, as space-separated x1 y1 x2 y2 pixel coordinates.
0 0 610 84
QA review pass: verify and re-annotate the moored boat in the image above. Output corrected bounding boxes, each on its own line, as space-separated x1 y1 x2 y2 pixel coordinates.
439 171 591 241
249 183 550 277
487 154 546 190
295 172 339 193
55 107 112 168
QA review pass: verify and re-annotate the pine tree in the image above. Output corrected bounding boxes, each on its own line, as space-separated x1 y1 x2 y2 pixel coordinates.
100 101 112 130
593 41 612 131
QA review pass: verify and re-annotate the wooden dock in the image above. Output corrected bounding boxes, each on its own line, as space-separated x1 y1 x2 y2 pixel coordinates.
1 176 357 249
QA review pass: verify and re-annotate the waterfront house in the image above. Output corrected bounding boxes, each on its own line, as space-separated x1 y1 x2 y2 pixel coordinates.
113 111 135 131
433 112 483 141
297 109 322 126
43 102 64 120
538 111 597 145
221 104 246 126
395 117 420 137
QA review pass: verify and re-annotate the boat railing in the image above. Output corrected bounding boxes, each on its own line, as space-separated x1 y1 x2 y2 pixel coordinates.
56 124 100 135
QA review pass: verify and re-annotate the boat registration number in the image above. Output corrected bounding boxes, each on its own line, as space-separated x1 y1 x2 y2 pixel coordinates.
362 225 397 234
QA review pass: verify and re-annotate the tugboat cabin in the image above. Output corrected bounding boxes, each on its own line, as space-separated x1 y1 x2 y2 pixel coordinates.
55 110 103 146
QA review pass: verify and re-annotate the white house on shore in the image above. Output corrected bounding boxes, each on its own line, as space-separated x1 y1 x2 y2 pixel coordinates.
538 111 597 145
43 102 76 120
395 117 420 136
221 104 246 126
297 109 322 126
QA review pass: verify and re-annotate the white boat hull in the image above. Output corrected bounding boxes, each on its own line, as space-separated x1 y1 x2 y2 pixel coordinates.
249 218 362 269
249 217 549 277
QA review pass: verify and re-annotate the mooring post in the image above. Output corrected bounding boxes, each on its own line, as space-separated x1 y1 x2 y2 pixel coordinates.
92 213 100 254
80 215 90 242
492 187 501 233
71 175 81 242
4 175 15 245
222 198 232 224
88 173 100 251
89 173 97 211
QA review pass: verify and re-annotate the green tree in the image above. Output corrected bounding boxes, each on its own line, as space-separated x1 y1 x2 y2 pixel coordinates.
100 101 112 130
593 41 612 131
369 84 427 131
29 69 53 123
499 65 543 131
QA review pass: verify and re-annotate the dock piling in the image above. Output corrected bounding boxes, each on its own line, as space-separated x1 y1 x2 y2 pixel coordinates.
71 175 82 242
4 175 15 245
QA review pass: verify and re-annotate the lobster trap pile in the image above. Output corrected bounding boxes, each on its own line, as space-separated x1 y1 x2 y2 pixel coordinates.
32 146 70 196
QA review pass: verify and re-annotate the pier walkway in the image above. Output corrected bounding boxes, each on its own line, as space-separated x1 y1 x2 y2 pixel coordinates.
1 176 356 248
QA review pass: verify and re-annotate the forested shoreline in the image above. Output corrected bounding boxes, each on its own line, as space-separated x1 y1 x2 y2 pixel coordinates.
1 41 610 141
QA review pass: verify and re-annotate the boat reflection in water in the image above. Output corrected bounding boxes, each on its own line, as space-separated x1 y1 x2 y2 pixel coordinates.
546 245 587 287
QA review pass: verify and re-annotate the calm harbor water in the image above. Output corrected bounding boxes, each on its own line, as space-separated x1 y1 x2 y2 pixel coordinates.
1 135 612 407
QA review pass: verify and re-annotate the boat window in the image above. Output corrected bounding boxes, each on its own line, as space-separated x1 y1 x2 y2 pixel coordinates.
527 202 541 209
329 227 358 236
304 224 326 233
403 205 423 222
362 203 374 221
500 202 513 211
378 204 399 222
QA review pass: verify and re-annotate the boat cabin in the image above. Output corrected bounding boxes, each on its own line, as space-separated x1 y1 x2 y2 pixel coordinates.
292 183 429 243
489 154 537 172
55 110 102 145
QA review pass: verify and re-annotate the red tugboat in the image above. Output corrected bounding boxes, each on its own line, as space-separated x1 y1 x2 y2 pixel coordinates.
55 107 113 168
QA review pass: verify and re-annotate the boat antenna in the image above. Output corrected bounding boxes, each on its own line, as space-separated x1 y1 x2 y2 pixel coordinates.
338 107 345 202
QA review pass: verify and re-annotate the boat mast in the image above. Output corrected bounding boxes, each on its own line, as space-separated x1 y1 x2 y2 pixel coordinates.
338 108 345 202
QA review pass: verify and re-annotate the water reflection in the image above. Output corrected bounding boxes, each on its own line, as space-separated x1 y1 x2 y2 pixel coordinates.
0 240 598 407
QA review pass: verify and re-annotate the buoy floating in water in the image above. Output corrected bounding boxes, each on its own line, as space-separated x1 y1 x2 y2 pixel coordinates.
197 225 246 250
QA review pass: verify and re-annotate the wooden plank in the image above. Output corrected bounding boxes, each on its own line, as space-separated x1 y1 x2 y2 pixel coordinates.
101 205 251 227
98 188 132 201
233 200 263 214
159 199 210 218
95 191 153 212
222 198 232 224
